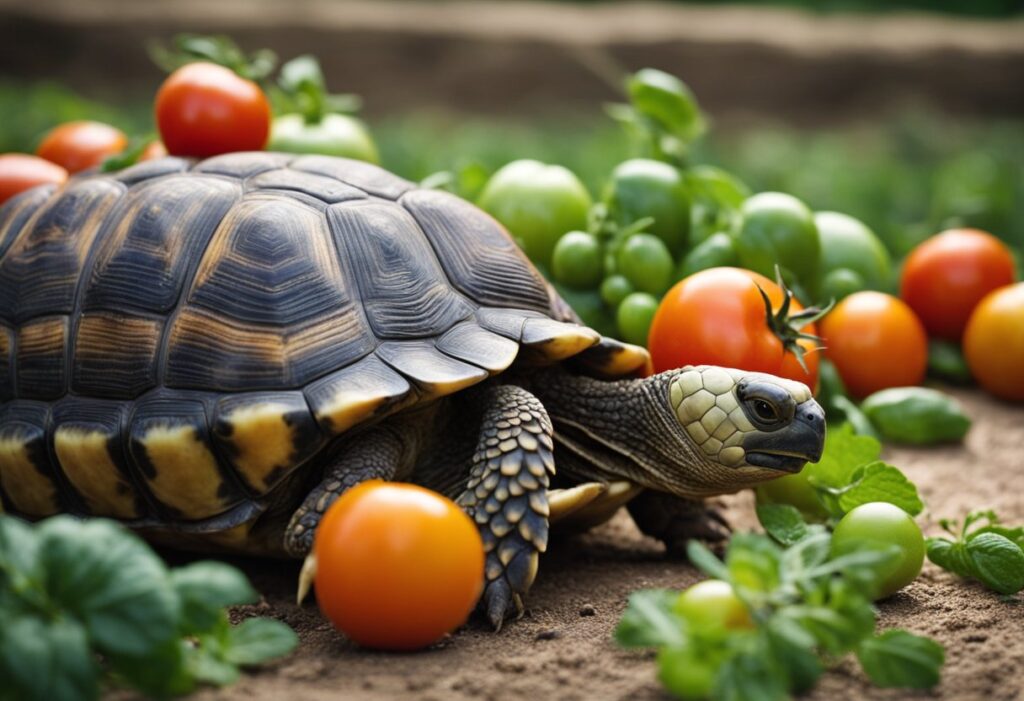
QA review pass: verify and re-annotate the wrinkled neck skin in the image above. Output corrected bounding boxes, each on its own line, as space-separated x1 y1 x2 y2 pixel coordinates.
524 367 780 499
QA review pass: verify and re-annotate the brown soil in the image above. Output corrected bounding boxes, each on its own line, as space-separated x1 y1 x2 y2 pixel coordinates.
175 386 1024 701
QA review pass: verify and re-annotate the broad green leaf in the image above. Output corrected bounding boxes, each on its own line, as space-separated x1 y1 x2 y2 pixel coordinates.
107 638 195 699
223 618 299 666
766 617 822 694
190 647 241 687
780 604 860 655
171 561 257 633
857 630 944 689
37 517 179 657
965 533 1024 595
970 524 1024 549
756 503 809 546
0 514 39 578
0 615 98 701
686 540 730 581
614 589 686 648
926 538 973 579
838 462 924 516
628 68 705 143
780 530 831 578
805 423 881 488
713 648 789 701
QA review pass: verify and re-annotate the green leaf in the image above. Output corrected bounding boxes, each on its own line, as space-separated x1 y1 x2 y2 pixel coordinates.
107 638 195 699
756 503 809 546
614 589 686 648
779 530 831 578
806 423 881 488
970 524 1024 550
0 615 98 701
857 630 944 689
190 646 241 687
837 462 924 516
765 617 823 694
37 517 179 657
926 537 974 579
965 533 1024 595
726 534 782 594
171 561 257 633
223 618 298 666
0 514 40 578
628 68 705 144
686 540 730 581
713 648 789 701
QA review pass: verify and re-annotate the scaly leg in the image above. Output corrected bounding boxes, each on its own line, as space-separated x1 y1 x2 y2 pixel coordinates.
627 490 731 557
456 385 555 629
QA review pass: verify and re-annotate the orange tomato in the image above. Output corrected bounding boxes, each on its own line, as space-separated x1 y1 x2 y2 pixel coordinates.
313 481 484 650
964 282 1024 401
36 121 127 173
648 267 819 389
155 62 271 157
820 291 927 398
900 228 1016 341
140 140 169 161
0 154 67 205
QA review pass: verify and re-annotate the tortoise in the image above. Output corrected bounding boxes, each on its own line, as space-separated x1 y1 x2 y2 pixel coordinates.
0 152 825 627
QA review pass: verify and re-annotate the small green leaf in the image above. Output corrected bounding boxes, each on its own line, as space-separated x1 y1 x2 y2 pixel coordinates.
970 524 1024 550
756 503 809 546
37 517 179 657
765 617 823 694
857 629 944 689
107 638 195 699
725 534 782 594
926 537 974 579
614 589 686 648
685 540 730 581
223 618 298 666
838 462 924 516
0 615 98 701
171 561 257 633
190 647 241 687
0 514 40 577
861 387 970 445
713 647 789 701
806 423 881 488
965 533 1024 595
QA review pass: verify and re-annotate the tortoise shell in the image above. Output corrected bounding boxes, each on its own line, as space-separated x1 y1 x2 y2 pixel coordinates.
0 152 647 539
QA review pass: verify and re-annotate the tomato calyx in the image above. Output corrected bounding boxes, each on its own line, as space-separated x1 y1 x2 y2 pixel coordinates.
150 33 277 82
756 269 832 374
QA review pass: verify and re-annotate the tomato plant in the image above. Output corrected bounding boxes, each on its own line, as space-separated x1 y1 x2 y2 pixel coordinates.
674 580 753 631
648 267 822 388
900 228 1016 341
0 154 67 205
831 502 924 599
36 121 127 174
964 282 1024 401
819 291 927 399
313 480 484 650
155 62 272 157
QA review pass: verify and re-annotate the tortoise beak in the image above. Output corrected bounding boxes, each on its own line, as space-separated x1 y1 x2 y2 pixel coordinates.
743 399 826 473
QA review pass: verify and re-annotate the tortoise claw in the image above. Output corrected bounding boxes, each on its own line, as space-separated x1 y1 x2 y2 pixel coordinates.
296 553 317 605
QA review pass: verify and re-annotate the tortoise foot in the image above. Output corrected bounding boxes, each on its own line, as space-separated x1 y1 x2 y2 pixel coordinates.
627 491 732 557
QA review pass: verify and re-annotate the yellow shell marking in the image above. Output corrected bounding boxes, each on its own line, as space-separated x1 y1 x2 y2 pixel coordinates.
141 425 227 520
54 427 138 518
316 390 390 435
0 435 58 516
224 403 296 493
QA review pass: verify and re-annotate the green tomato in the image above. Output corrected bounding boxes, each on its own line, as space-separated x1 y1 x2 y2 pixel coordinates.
755 472 828 522
605 159 691 255
831 502 925 599
617 233 674 295
269 113 380 164
552 231 603 290
477 160 592 269
732 192 821 299
600 275 634 308
616 292 659 346
674 579 753 632
820 268 865 303
657 645 716 701
814 211 892 293
677 232 738 280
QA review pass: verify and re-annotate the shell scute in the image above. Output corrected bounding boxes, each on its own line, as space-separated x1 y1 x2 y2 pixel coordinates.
0 403 60 517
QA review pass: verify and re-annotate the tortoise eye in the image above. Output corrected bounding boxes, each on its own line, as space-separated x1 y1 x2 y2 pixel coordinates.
753 399 778 422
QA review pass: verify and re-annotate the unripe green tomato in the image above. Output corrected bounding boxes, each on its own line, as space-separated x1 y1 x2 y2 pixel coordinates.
601 275 634 308
831 502 924 599
820 268 865 303
755 472 829 522
269 113 380 163
616 292 659 346
678 231 738 281
617 233 674 296
605 159 691 255
552 231 603 290
733 192 821 299
657 645 716 701
477 159 592 269
674 579 753 631
814 211 892 292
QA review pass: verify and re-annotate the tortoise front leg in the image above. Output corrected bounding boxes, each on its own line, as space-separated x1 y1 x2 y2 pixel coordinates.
456 385 555 629
626 490 731 557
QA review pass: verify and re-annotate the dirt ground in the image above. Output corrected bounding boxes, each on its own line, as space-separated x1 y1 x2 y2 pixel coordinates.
189 386 1024 701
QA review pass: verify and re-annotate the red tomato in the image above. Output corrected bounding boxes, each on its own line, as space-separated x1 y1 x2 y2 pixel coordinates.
155 62 271 157
36 121 127 174
314 481 484 650
964 282 1024 401
900 228 1016 341
820 291 927 398
648 267 820 388
0 154 68 205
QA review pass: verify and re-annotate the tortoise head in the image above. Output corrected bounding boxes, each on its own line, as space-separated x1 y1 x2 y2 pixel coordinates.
662 365 825 491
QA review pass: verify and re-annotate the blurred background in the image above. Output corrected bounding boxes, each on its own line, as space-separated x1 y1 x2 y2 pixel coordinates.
1 0 1022 255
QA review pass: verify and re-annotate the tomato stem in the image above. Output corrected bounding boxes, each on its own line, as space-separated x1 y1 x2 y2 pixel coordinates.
756 268 833 375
